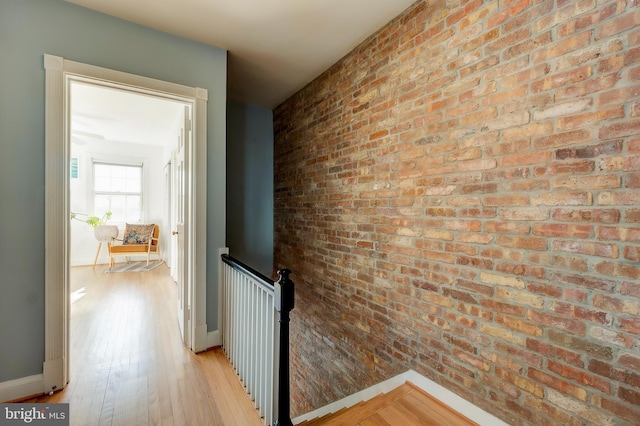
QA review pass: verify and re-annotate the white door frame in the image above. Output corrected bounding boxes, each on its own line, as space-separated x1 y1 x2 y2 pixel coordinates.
43 54 209 393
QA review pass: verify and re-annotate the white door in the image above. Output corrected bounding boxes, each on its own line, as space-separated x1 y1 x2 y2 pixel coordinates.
175 106 191 347
163 162 172 267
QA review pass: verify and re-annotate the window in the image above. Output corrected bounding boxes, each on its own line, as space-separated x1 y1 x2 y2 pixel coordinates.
70 157 79 179
93 162 143 223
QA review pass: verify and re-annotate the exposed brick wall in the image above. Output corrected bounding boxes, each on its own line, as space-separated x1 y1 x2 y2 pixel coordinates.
273 1 640 424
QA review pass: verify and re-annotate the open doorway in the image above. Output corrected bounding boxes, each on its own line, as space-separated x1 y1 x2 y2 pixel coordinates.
69 81 184 272
68 80 194 365
43 55 209 394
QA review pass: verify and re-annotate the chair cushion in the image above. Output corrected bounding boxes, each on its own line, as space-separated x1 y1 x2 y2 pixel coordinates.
122 223 155 245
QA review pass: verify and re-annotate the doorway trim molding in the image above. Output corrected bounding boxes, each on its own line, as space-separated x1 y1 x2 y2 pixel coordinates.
43 54 208 393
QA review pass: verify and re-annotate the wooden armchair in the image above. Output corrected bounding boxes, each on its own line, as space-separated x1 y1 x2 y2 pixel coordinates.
108 223 161 269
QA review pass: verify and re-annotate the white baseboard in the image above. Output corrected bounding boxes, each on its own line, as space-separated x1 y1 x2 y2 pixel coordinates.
70 257 103 267
292 369 508 426
0 375 44 403
292 374 404 424
403 370 508 425
207 330 221 349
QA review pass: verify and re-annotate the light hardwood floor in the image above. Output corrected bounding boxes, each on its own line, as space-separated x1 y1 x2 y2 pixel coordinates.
23 263 483 426
298 383 479 426
24 263 263 426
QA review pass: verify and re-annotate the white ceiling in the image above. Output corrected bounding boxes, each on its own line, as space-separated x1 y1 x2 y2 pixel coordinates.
65 0 417 109
71 81 186 149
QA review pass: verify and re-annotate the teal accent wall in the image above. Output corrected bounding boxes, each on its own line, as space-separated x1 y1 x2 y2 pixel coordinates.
226 101 274 277
0 0 227 383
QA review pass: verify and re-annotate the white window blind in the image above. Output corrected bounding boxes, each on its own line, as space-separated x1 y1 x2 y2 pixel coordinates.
93 161 143 223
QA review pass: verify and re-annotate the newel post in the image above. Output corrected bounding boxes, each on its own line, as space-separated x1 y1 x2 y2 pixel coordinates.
274 269 295 426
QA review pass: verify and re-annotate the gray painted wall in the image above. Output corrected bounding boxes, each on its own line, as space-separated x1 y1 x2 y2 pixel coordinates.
227 101 274 277
0 0 227 383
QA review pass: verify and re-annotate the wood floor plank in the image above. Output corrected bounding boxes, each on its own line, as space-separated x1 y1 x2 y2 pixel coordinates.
194 349 263 425
358 411 394 426
18 263 481 426
308 385 416 425
21 264 262 426
404 385 479 426
303 382 479 426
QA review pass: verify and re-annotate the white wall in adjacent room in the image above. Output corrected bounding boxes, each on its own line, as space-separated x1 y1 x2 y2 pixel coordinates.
70 137 172 267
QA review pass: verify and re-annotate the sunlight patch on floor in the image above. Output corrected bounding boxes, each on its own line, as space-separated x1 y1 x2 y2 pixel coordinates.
71 287 87 304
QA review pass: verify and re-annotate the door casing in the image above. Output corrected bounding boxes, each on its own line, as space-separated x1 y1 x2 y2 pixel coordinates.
43 54 209 393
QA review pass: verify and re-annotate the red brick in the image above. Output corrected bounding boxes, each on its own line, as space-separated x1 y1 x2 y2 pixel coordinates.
551 208 620 223
559 73 621 100
531 65 591 93
531 191 592 206
548 160 594 175
273 0 640 422
619 317 640 335
487 0 532 28
486 83 527 105
533 129 592 150
526 339 584 368
496 367 544 397
496 314 543 336
599 85 640 107
562 288 587 303
547 360 611 394
522 394 584 426
624 246 640 261
540 252 588 272
528 368 587 401
496 261 545 279
533 223 593 238
619 354 640 372
555 140 622 160
596 9 640 39
497 235 547 251
500 208 549 221
562 2 617 36
599 120 640 140
619 387 640 405
621 281 640 298
593 294 640 315
549 330 612 360
599 397 640 423
589 359 640 388
600 155 640 173
550 272 616 292
598 226 640 242
553 240 618 258
484 194 530 206
528 281 563 298
552 301 611 325
627 172 640 188
553 174 620 190
527 310 586 335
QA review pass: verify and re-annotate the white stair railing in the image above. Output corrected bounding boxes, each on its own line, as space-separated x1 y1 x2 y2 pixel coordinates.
220 254 294 426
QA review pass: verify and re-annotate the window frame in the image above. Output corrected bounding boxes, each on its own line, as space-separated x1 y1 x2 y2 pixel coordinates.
92 160 144 224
